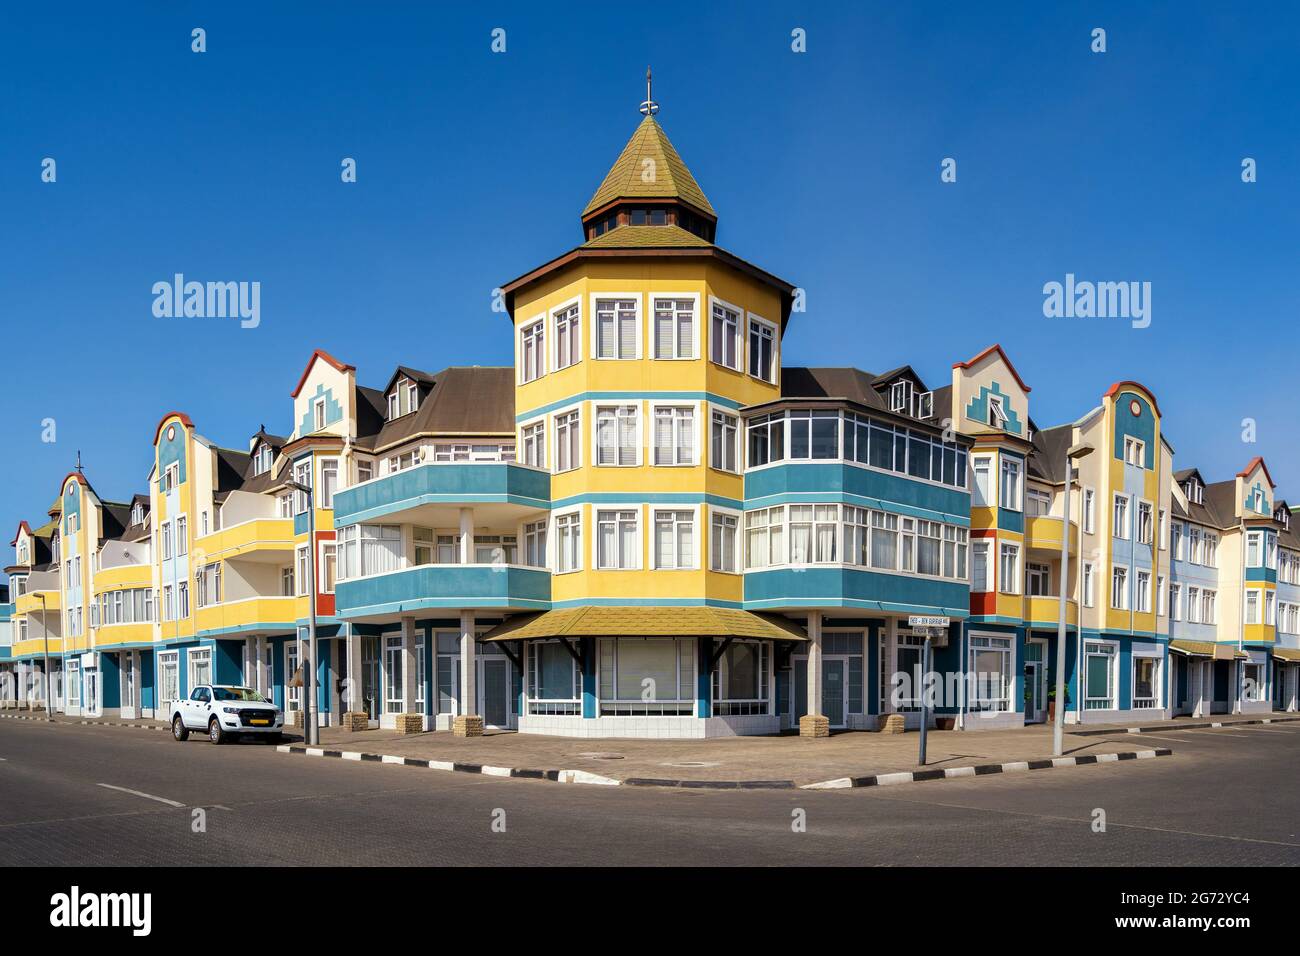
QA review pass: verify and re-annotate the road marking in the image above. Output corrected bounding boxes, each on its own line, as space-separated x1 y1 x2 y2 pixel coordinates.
96 783 185 808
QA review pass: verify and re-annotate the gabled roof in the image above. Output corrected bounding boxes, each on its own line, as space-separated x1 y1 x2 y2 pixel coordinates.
1026 423 1074 484
370 367 515 453
290 349 355 399
952 344 1032 393
382 366 440 396
1236 455 1275 488
583 115 715 219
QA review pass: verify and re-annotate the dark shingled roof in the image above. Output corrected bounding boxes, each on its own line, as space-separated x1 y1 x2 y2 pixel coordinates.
370 367 515 453
239 427 289 496
1026 423 1074 484
122 494 152 543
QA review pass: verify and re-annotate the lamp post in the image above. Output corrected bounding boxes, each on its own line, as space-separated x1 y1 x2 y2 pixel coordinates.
38 591 52 720
1053 441 1094 757
286 480 319 746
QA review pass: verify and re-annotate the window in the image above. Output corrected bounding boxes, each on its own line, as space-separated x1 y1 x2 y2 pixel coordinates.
1133 657 1159 709
383 635 403 714
596 510 638 569
177 582 189 618
321 543 337 593
161 521 173 560
1169 581 1181 621
998 543 1019 594
1123 436 1145 466
175 516 187 555
555 512 582 573
987 394 1008 428
1084 642 1116 710
915 391 933 419
789 505 838 564
999 458 1021 510
387 392 399 420
1203 533 1217 568
1026 489 1051 517
710 410 738 473
474 535 517 565
188 648 213 691
1158 509 1168 550
1186 586 1200 624
281 566 294 597
1136 501 1153 544
1246 589 1260 625
746 413 785 468
319 459 339 509
385 450 419 475
968 635 1012 713
1026 562 1050 597
1202 589 1216 625
528 641 582 715
598 636 695 715
1265 590 1276 626
971 541 990 591
972 456 992 507
524 519 547 568
554 302 580 370
653 406 695 466
653 298 694 359
520 319 545 382
711 511 739 572
294 459 312 514
1171 522 1183 560
1157 575 1166 616
788 410 839 461
1246 531 1261 567
1082 561 1095 607
595 298 638 359
435 533 460 565
1243 661 1265 701
196 562 222 608
1112 494 1129 540
843 506 869 566
712 640 770 716
521 421 545 468
554 410 580 472
595 405 639 466
653 510 695 569
296 546 311 596
313 397 327 432
1135 569 1151 613
1111 565 1128 610
889 379 913 414
744 507 786 569
748 317 776 382
278 493 293 518
710 301 740 369
1188 526 1203 564
1266 532 1277 570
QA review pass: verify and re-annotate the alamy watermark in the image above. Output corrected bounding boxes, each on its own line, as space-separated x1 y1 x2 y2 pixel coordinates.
152 274 260 328
1043 273 1151 329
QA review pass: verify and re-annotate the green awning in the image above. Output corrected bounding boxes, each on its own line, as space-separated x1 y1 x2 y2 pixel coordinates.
482 607 807 643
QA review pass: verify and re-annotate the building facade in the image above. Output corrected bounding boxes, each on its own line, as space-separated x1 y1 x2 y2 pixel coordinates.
2 98 1297 736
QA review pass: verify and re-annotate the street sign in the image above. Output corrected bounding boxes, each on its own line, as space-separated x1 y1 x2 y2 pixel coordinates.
908 615 950 629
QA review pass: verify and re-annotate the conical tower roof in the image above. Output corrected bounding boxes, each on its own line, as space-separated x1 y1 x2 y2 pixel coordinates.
582 114 715 219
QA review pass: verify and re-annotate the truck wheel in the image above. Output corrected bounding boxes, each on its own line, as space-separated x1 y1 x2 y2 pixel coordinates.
172 716 189 741
208 718 226 745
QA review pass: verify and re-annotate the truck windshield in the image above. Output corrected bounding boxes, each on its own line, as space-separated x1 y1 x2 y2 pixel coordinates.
212 687 270 703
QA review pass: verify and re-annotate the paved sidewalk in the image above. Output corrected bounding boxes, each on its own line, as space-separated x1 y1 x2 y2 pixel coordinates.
287 722 1172 787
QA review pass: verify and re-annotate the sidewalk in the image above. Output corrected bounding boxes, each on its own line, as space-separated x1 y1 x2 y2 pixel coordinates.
284 721 1173 788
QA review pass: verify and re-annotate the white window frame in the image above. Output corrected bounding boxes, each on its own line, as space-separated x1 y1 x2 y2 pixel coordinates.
1112 493 1130 540
520 418 546 469
652 507 699 570
551 297 582 371
651 402 699 467
708 296 742 371
1132 653 1162 709
594 404 641 467
552 406 582 474
709 406 739 474
313 396 327 432
1083 640 1118 711
1082 487 1096 534
520 316 546 383
595 507 641 571
1135 569 1151 613
971 540 991 592
746 313 778 384
709 506 742 574
998 542 1020 595
1111 563 1129 610
971 455 993 508
553 508 583 574
998 456 1022 511
1082 561 1095 607
650 293 699 360
591 293 642 361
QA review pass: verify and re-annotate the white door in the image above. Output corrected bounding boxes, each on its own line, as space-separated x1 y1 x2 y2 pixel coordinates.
84 670 101 717
159 653 179 713
122 655 135 710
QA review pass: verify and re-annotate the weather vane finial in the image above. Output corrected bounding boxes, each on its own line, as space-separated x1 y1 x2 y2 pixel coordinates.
639 66 659 116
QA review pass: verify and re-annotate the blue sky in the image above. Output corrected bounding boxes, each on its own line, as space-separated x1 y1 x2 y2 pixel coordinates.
2 1 1298 540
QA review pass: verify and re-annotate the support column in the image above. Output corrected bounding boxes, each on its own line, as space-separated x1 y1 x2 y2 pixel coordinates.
16 662 28 708
454 610 482 736
343 624 367 731
396 616 422 734
799 611 828 738
459 508 474 565
254 636 267 698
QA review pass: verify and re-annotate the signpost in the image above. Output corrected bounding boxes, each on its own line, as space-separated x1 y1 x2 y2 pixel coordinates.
908 615 950 766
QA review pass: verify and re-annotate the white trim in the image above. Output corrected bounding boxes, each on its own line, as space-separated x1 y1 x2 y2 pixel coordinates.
648 291 701 360
650 503 702 570
707 295 743 371
588 292 643 361
648 400 702 467
550 295 582 371
708 504 743 575
518 312 547 384
745 312 779 384
593 503 643 571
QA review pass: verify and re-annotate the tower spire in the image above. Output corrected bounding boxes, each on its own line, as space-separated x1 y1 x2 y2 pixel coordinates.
639 66 659 117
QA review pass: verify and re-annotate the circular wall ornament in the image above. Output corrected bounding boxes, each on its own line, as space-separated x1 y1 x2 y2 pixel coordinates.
1129 399 1141 417
166 425 176 441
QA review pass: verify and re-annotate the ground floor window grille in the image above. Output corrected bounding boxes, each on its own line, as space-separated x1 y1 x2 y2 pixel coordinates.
189 648 213 693
712 640 769 716
68 662 82 707
598 637 695 715
1084 642 1116 710
893 632 925 712
967 634 1012 712
1133 656 1160 708
528 640 582 715
158 651 179 706
284 644 300 713
383 635 403 714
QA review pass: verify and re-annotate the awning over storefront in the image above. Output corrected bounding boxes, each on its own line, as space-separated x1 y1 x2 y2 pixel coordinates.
481 606 808 643
1169 639 1248 660
1271 647 1300 663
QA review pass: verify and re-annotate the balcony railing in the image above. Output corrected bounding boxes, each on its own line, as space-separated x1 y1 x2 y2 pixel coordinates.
335 564 550 619
332 462 550 526
1024 515 1079 554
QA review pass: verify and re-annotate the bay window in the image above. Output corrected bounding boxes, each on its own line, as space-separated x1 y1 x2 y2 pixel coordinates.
596 510 639 570
653 406 695 465
598 637 695 715
653 297 694 359
653 510 695 569
595 298 638 360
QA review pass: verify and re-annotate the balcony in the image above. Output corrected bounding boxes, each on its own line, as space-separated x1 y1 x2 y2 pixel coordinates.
196 517 296 563
194 596 300 638
332 462 550 527
15 575 61 617
335 564 551 622
1023 515 1079 555
94 562 153 592
1023 595 1078 627
744 566 969 617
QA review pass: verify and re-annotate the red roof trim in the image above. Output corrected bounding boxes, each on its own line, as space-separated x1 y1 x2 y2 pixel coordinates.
59 472 90 494
152 411 194 446
952 344 1031 393
1103 381 1163 418
291 349 355 398
1237 455 1275 488
9 520 33 547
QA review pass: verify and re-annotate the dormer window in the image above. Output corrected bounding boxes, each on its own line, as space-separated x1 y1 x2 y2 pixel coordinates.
131 503 145 526
313 396 328 431
253 444 275 476
1276 508 1290 529
1185 480 1202 505
916 391 933 419
17 542 28 564
889 380 913 414
51 534 61 562
1123 436 1145 466
387 377 420 419
988 395 1008 428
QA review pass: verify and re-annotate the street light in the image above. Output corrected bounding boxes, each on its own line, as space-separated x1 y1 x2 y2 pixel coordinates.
37 591 53 721
1053 441 1094 757
286 480 319 746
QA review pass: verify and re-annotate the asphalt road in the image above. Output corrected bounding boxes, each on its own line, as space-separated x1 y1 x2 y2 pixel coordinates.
1 718 1297 866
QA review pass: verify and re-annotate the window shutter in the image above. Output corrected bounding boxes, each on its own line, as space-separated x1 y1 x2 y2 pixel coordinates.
598 314 614 358
677 311 694 358
619 312 637 358
619 410 637 466
677 410 694 463
655 411 672 465
655 313 673 358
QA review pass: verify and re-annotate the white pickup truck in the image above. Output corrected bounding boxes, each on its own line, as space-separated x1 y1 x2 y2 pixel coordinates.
170 684 284 744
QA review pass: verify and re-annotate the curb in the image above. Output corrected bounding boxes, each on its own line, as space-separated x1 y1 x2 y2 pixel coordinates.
800 748 1173 789
278 744 621 787
1071 716 1300 737
0 712 165 730
0 713 55 723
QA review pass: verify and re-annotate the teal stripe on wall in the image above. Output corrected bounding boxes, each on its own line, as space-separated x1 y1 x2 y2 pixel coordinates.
516 391 743 422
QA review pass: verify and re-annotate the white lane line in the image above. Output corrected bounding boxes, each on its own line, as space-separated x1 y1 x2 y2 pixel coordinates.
96 783 185 808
